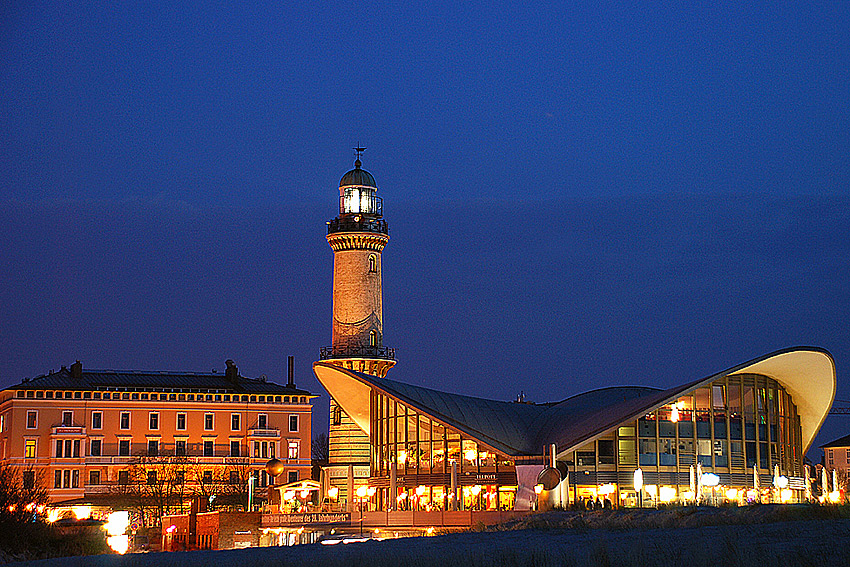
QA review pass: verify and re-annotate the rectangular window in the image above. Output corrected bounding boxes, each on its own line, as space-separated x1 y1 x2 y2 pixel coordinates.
231 414 240 431
119 439 130 456
147 471 157 485
54 470 62 488
230 470 239 484
22 470 34 489
204 413 214 430
254 441 260 458
25 439 36 458
92 411 102 429
90 439 102 456
62 411 73 426
71 470 79 488
175 440 186 456
63 470 70 488
56 439 64 458
120 412 130 430
203 440 214 457
64 439 72 458
118 470 129 484
202 470 213 483
73 439 80 457
148 440 159 456
258 414 268 429
176 413 186 430
175 470 185 484
288 440 299 459
149 412 159 430
289 415 298 432
26 411 37 429
288 471 298 483
230 441 240 457
89 470 101 485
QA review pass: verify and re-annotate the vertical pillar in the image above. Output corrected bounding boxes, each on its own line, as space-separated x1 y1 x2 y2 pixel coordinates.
390 461 397 511
347 464 354 512
450 461 458 511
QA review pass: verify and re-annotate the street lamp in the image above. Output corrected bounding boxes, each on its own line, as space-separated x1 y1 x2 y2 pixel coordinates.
634 469 643 508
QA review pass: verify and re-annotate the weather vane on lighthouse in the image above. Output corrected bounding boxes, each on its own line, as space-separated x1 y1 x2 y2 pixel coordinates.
354 145 366 165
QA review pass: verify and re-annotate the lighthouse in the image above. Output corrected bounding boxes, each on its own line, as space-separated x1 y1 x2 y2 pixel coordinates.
320 148 395 477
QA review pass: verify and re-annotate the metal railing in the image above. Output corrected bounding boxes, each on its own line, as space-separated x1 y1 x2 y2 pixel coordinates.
327 217 388 235
320 344 395 360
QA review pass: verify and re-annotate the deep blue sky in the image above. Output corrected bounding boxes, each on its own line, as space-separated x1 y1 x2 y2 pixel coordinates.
1 2 849 458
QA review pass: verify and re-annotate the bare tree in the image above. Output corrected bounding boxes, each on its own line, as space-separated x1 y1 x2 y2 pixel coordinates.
312 433 329 463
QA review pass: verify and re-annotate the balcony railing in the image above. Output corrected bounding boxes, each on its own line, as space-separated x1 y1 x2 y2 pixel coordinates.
247 428 280 438
327 217 388 235
320 344 395 361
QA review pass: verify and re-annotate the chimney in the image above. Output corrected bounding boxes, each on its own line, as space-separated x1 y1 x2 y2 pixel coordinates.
225 359 239 382
287 356 295 388
70 360 83 379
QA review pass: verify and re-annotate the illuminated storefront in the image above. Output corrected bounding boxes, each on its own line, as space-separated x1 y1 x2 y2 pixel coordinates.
315 347 835 513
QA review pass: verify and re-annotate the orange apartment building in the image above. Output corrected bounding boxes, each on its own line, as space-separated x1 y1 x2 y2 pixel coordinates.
0 359 315 508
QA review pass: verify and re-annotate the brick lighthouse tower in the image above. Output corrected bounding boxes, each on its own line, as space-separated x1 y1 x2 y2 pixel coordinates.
320 148 395 477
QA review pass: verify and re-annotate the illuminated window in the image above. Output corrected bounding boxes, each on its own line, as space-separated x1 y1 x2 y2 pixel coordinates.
370 330 378 347
0 413 5 433
288 440 298 459
26 411 37 429
25 439 36 458
369 254 377 273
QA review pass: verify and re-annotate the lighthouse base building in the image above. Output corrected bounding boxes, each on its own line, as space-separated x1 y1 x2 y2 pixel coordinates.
314 347 835 512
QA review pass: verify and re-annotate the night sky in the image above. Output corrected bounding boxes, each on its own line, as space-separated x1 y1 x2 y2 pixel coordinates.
2 2 849 459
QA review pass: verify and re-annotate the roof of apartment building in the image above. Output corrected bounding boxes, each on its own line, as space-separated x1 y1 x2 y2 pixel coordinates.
9 360 315 397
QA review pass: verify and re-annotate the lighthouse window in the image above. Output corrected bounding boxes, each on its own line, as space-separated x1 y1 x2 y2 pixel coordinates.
370 330 378 347
369 255 377 273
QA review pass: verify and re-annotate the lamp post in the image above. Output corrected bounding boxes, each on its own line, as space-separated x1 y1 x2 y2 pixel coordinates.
356 485 374 537
634 469 643 508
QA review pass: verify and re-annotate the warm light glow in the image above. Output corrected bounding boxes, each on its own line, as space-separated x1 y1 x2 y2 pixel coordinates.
396 492 407 500
47 509 61 523
425 527 435 535
700 473 720 487
37 505 46 514
633 468 644 491
284 490 296 501
300 490 310 499
682 490 695 501
598 484 617 496
533 483 544 494
107 535 129 555
328 486 339 499
397 451 407 465
367 487 376 497
73 506 91 520
644 485 657 497
356 485 368 498
746 489 759 501
464 449 477 462
670 406 680 423
415 485 427 497
774 475 789 489
829 491 841 504
725 489 739 500
104 511 129 537
781 489 794 503
659 486 677 502
166 525 177 533
470 485 482 496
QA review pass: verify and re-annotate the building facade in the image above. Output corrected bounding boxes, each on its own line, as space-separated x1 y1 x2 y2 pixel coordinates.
0 359 314 509
315 347 836 511
318 151 397 507
822 434 850 474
